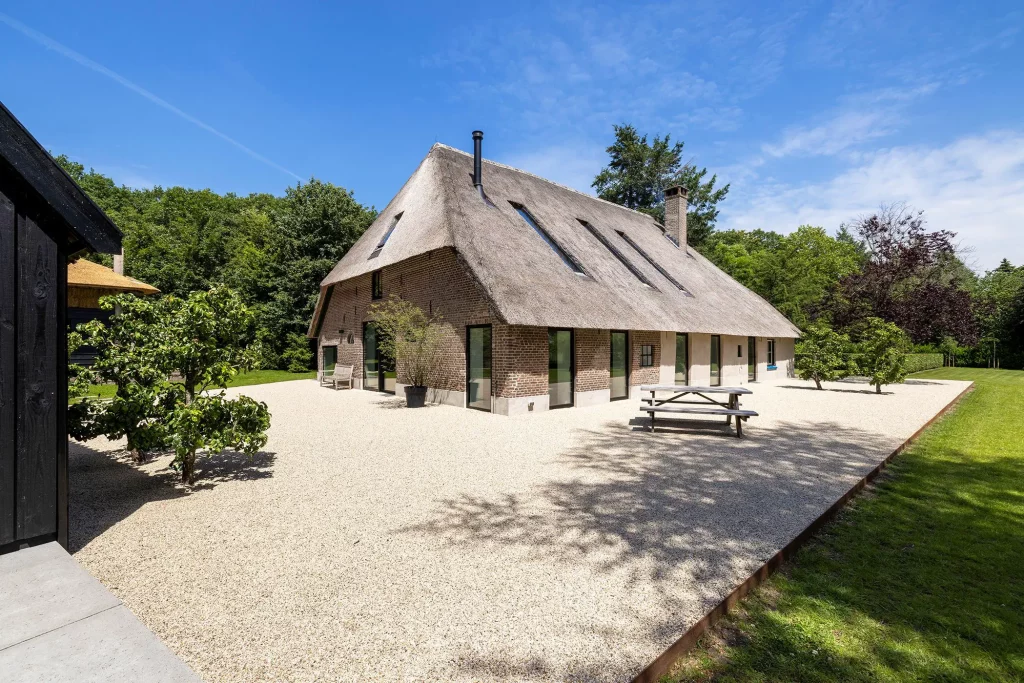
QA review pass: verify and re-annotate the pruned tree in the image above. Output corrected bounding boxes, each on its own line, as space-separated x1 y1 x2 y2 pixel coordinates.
796 323 855 389
860 317 911 394
367 295 444 388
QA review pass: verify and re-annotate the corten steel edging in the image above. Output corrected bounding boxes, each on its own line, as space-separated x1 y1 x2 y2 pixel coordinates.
632 381 975 683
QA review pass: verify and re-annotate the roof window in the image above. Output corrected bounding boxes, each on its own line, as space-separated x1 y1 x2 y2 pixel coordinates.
369 212 403 259
616 230 692 295
578 219 656 289
511 203 586 276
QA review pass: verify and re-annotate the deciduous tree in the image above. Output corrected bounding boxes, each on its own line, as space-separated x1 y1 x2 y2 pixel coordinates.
859 317 911 394
796 323 854 389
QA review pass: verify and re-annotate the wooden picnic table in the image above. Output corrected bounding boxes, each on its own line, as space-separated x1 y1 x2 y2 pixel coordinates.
638 384 757 437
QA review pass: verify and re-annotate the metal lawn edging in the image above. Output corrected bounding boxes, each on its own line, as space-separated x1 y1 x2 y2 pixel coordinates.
632 381 975 683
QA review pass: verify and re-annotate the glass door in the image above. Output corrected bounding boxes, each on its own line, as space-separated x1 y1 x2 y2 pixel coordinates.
467 325 492 411
710 335 721 386
748 336 757 382
322 345 337 376
548 329 574 408
363 323 380 391
675 333 689 385
610 331 628 400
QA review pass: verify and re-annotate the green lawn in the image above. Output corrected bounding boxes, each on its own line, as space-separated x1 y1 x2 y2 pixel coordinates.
665 368 1024 683
83 369 315 400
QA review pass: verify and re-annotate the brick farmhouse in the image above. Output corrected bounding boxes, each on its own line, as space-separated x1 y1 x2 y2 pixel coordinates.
308 133 800 415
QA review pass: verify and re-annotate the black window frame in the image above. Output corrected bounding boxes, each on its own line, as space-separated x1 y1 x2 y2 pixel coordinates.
615 230 692 295
767 338 776 367
369 212 403 258
465 324 493 412
609 330 630 401
511 203 587 276
578 219 656 288
640 344 654 367
371 269 383 300
710 334 722 387
548 328 576 409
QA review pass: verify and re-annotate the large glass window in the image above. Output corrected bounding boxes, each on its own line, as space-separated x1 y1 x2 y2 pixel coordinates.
710 335 722 386
467 325 492 411
512 204 586 275
363 323 379 391
675 333 689 385
322 345 337 375
748 336 757 381
610 331 628 400
548 329 574 408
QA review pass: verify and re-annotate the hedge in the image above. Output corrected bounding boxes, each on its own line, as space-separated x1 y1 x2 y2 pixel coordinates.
906 353 943 374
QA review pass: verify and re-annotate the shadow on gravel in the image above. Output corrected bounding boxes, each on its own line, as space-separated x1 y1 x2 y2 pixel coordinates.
69 441 276 552
400 419 890 681
778 384 893 395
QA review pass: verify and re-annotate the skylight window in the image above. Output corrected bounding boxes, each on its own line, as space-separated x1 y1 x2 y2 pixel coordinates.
511 203 586 275
578 219 656 289
616 230 692 295
369 212 403 259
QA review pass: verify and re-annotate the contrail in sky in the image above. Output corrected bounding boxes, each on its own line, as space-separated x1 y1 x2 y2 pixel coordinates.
0 12 303 182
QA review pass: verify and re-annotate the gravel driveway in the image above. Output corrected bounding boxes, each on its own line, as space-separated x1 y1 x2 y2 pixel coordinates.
70 377 970 682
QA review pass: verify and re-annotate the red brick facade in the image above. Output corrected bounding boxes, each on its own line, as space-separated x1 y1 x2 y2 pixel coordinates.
630 330 661 386
575 328 610 393
316 252 788 411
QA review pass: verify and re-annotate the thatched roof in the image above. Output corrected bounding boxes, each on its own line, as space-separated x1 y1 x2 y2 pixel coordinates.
67 259 160 295
313 144 800 338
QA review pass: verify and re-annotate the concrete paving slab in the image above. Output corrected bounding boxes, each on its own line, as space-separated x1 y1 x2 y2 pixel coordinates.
0 605 200 683
0 542 119 649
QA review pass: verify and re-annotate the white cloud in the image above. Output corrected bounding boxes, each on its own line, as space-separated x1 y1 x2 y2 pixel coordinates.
722 131 1024 271
500 145 605 196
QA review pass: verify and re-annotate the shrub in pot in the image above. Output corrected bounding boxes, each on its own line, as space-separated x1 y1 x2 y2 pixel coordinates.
367 295 444 408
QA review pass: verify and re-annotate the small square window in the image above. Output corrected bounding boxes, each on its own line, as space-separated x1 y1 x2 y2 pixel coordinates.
640 344 654 367
371 270 383 300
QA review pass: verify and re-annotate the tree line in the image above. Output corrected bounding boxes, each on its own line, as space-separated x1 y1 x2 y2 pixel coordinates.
592 125 1024 370
58 123 1024 371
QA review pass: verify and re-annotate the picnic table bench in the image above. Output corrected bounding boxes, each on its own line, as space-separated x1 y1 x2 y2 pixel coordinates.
639 384 757 437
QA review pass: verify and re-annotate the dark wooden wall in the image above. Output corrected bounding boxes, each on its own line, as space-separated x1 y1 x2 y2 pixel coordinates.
0 180 67 553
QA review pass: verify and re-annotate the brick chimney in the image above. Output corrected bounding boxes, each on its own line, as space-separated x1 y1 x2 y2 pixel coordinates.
663 185 688 249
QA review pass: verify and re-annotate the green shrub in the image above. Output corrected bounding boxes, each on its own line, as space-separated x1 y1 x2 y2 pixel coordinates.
281 333 313 373
906 353 944 374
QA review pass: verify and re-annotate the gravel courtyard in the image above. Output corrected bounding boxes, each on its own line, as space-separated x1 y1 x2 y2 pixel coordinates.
70 377 970 682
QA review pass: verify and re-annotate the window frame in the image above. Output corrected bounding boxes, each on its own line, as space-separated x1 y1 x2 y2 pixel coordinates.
710 334 722 387
640 344 654 368
511 203 587 276
369 212 403 258
371 269 383 300
767 338 777 368
578 219 656 288
615 230 692 294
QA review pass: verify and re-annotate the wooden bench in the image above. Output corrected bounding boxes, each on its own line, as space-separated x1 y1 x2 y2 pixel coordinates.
638 384 757 437
321 365 354 390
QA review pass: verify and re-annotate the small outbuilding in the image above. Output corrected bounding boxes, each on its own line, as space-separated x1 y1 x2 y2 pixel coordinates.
0 101 122 554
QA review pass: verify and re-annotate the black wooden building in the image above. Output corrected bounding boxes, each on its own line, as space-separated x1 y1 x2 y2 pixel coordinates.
0 102 121 554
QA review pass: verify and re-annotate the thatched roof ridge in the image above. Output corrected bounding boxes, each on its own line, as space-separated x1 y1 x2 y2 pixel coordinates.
313 142 800 339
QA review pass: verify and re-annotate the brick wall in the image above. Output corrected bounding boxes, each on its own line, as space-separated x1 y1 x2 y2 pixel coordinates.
630 330 661 386
317 248 493 392
493 324 548 398
575 328 609 393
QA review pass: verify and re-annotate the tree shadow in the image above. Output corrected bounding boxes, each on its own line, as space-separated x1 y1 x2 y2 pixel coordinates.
374 397 440 410
398 418 898 680
778 384 893 395
69 441 276 552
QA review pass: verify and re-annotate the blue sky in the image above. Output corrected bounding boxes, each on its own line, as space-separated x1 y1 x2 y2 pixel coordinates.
1 1 1021 270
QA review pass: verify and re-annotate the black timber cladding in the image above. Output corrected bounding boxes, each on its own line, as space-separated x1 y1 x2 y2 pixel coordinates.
0 101 121 553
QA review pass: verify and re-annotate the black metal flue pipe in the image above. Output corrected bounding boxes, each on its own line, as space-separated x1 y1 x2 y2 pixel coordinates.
472 130 483 188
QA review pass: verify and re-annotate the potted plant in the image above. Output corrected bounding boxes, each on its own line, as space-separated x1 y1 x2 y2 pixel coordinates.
367 295 444 408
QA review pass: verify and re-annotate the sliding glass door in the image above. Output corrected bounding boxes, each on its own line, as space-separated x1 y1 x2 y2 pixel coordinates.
548 328 574 408
675 333 689 385
710 334 722 386
322 345 337 376
363 323 380 391
610 331 628 401
467 325 492 411
748 336 757 382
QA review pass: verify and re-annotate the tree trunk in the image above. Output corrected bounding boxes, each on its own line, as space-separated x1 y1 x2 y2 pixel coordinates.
814 377 823 390
181 451 196 485
876 383 882 394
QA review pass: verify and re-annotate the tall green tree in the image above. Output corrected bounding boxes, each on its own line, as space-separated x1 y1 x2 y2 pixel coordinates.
796 323 855 389
859 317 911 394
592 124 729 247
